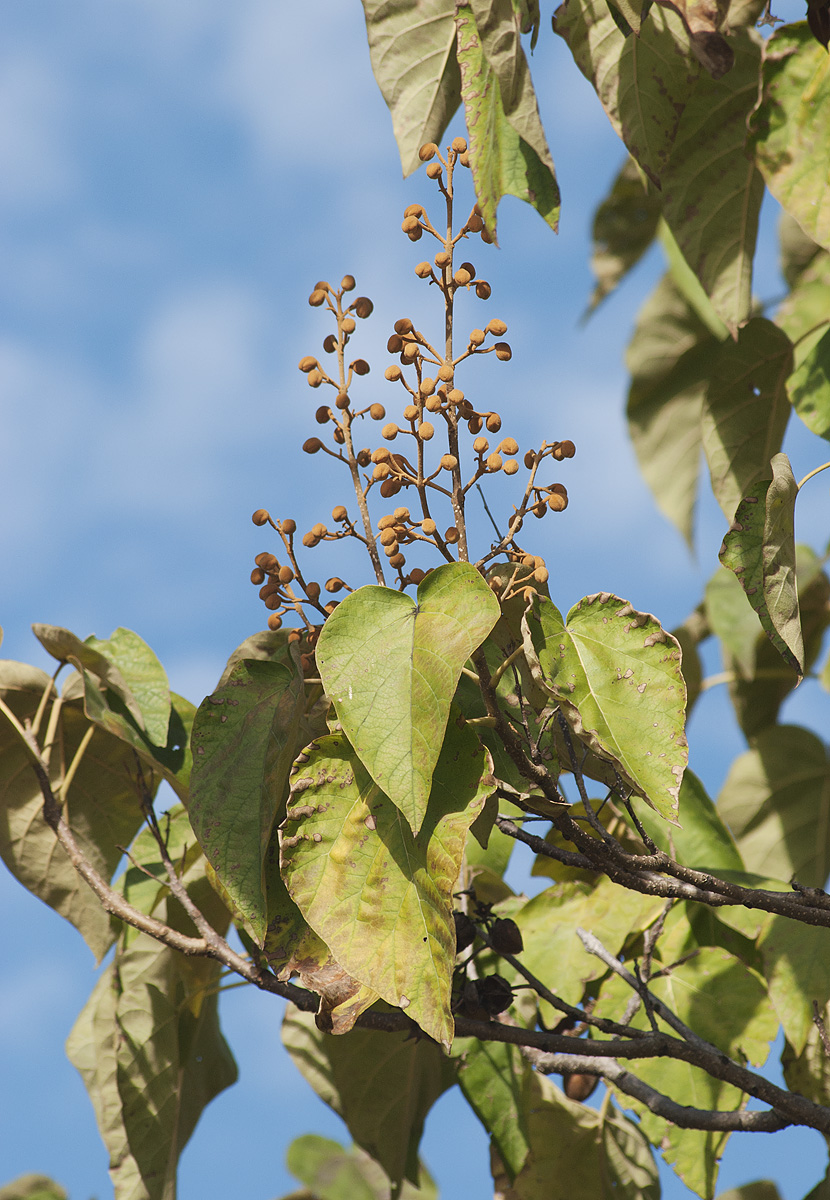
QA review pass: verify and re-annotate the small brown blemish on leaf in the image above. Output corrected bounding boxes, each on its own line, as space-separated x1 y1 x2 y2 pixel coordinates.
637 684 647 693
364 814 377 831
313 833 323 843
286 804 315 820
399 995 411 1009
209 695 224 705
196 746 205 755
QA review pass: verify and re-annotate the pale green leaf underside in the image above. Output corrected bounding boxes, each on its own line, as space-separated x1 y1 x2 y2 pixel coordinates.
316 561 499 833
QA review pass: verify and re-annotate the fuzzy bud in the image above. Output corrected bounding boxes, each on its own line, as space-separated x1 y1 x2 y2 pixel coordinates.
335 391 349 410
451 136 468 153
454 268 472 286
380 478 401 498
403 404 419 422
401 342 419 362
353 297 373 318
415 262 432 279
475 280 491 300
494 342 512 361
307 369 323 388
302 531 320 547
380 528 398 547
323 334 337 354
447 388 464 405
252 508 270 526
378 515 397 530
341 274 356 292
356 448 372 467
385 364 403 384
418 422 435 441
409 567 426 585
426 162 442 179
503 458 519 476
487 319 508 336
486 452 503 472
440 454 458 471
419 377 436 397
371 447 391 463
341 317 356 335
419 143 438 161
395 317 414 335
306 581 321 601
486 413 502 433
331 505 348 522
524 450 536 469
282 519 297 535
467 416 483 434
351 358 370 376
405 203 425 218
407 226 423 242
308 289 326 307
425 394 442 413
370 403 387 420
389 552 406 569
469 329 486 347
434 250 451 269
421 518 437 535
473 437 489 454
402 215 421 234
437 363 453 382
251 567 265 585
467 213 484 233
303 437 323 454
445 526 460 544
500 437 519 455
373 463 391 480
381 423 398 441
394 506 410 521
267 613 283 631
325 577 345 593
299 355 318 373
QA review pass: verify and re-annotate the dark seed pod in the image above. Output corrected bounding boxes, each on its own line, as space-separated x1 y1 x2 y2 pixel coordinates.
454 911 476 953
251 508 270 526
477 975 514 1016
282 518 297 535
563 1072 599 1103
323 334 337 354
308 289 326 306
255 552 278 571
353 297 374 318
303 437 323 454
250 567 265 586
490 918 523 956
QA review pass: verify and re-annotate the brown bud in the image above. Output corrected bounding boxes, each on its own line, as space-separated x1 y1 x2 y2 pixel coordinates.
387 335 404 355
389 552 406 569
467 213 484 234
426 162 442 179
503 458 519 476
311 522 326 537
313 281 330 293
447 388 464 405
490 918 524 955
415 261 432 279
353 297 373 318
524 450 536 469
383 539 399 556
300 653 313 672
421 518 437 535
302 532 320 547
419 143 438 161
381 423 398 441
252 508 270 526
548 493 568 512
298 355 318 373
451 136 468 153
306 581 321 601
469 329 486 347
425 394 442 413
401 342 419 362
278 565 295 584
307 369 323 388
370 403 387 420
262 593 280 612
341 317 356 335
308 289 326 306
560 440 576 458
405 203 425 218
486 452 503 472
417 378 434 398
454 268 472 286
395 317 414 335
315 406 330 424
494 342 512 361
322 334 337 354
481 227 494 244
563 1073 599 1103
324 601 339 615
407 226 423 242
459 261 476 277
351 358 370 376
437 363 453 382
380 478 401 498
331 505 348 522
487 319 508 336
356 447 372 467
440 454 458 471
394 506 410 521
532 501 547 518
378 514 396 529
341 274 356 292
303 437 323 454
445 526 459 544
550 483 568 497
486 413 502 433
459 152 470 167
333 427 345 444
500 438 519 456
401 404 417 422
473 437 489 454
335 391 349 410
380 528 398 547
475 280 491 300
467 416 483 434
259 580 281 600
267 613 283 631
251 567 265 585
534 566 550 583
282 518 297 535
325 577 345 593
418 422 435 441
409 567 426 585
371 447 391 463
402 215 421 234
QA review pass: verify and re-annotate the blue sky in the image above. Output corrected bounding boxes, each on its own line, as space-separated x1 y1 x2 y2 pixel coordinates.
1 1 828 1197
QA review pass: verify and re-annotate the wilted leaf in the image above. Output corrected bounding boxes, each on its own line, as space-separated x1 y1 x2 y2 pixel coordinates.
188 653 305 942
361 0 461 177
281 721 491 1048
717 724 830 889
0 662 153 960
631 768 744 872
626 273 720 542
702 320 793 522
282 1007 454 1191
588 156 661 312
285 1134 438 1200
316 561 499 833
555 0 699 185
719 452 803 675
522 593 687 820
456 3 560 238
659 28 764 332
750 24 830 253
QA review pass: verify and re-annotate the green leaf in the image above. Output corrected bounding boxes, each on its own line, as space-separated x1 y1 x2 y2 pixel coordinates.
0 661 152 960
659 29 765 332
776 245 830 360
782 999 830 1107
702 320 794 522
188 654 305 942
361 0 461 177
514 877 664 1021
659 218 729 341
522 593 688 819
554 0 698 186
750 23 830 253
626 273 720 542
285 1135 438 1200
705 566 762 679
83 627 172 746
502 1075 659 1199
281 721 491 1048
456 4 560 237
32 623 150 734
0 1177 68 1200
789 327 830 441
631 768 744 873
779 210 824 290
282 1007 454 1191
724 546 830 738
719 452 803 675
315 561 499 833
761 917 830 1053
454 1039 532 1182
588 156 662 313
717 724 830 889
716 1185 783 1200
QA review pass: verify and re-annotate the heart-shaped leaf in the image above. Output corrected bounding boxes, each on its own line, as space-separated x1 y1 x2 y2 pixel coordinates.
315 561 499 832
522 593 687 820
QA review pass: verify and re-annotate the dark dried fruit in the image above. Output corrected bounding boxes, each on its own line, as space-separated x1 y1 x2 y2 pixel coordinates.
252 508 269 526
454 910 476 953
563 1072 599 1102
477 975 514 1015
490 918 523 956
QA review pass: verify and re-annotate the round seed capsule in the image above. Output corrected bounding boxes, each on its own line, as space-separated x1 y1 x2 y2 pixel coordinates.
486 453 503 472
369 403 386 420
503 458 519 476
395 317 414 335
486 413 502 433
445 526 460 544
381 423 398 440
421 518 437 535
426 162 442 179
251 567 265 585
437 363 453 382
407 227 423 241
385 366 403 385
387 334 404 354
307 369 323 387
389 552 406 569
420 378 436 397
405 203 425 218
425 394 442 413
403 404 419 422
394 507 410 521
380 478 401 498
383 540 399 557
524 450 536 469
341 317 356 334
459 152 470 167
371 447 391 463
409 568 426 584
335 392 349 409
475 281 491 299
354 297 373 318
325 577 345 593
331 505 348 522
341 274 356 291
278 565 295 584
308 289 326 306
313 281 330 293
534 567 550 583
380 528 398 546
473 437 489 454
434 251 451 269
333 428 345 444
302 532 320 547
356 448 371 467
415 262 432 278
352 358 370 376
451 136 468 153
467 214 484 233
494 342 512 360
378 514 397 529
315 406 330 425
260 581 280 599
402 215 421 234
373 463 391 480
532 501 547 518
440 454 458 471
459 261 476 276
500 437 519 455
282 519 297 535
418 422 435 441
469 329 486 347
306 582 321 601
454 268 471 286
487 319 508 336
467 416 483 434
322 335 337 354
303 437 323 454
267 613 283 631
252 508 269 526
401 343 419 362
447 389 464 405
298 355 318 372
419 143 438 161
560 439 576 458
311 523 326 537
